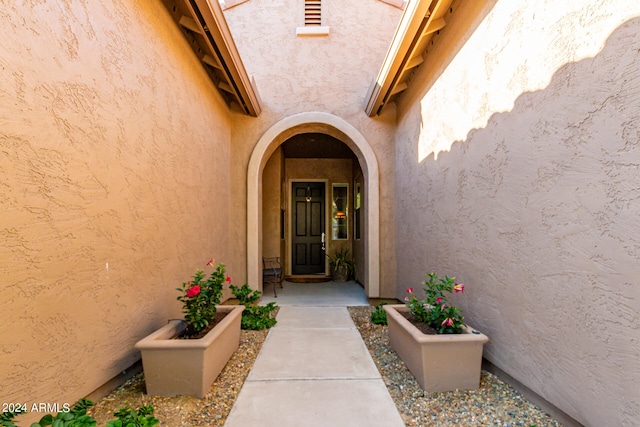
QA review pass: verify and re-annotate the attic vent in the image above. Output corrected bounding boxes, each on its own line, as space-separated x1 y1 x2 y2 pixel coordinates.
304 0 322 26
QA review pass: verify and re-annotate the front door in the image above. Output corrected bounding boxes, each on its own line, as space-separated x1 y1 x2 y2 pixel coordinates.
292 182 325 275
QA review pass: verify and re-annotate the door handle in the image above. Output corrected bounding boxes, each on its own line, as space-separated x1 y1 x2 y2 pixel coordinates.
321 232 325 251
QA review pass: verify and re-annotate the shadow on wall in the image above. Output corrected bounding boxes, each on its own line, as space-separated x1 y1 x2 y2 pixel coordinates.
396 18 639 427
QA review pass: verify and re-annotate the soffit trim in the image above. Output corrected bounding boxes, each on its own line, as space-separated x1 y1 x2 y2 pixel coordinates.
163 0 262 116
364 0 453 117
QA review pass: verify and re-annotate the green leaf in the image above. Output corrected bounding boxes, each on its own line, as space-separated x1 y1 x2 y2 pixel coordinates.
37 414 53 426
76 415 97 427
137 406 154 417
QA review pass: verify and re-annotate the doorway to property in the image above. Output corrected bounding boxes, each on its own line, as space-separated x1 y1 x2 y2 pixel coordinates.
291 181 326 275
248 112 381 297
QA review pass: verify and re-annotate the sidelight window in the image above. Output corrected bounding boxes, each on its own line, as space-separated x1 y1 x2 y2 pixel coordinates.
332 184 348 240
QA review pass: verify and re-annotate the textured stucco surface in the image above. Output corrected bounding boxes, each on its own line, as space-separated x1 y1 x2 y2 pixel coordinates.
5 0 636 422
1 0 232 413
224 0 401 297
262 147 283 261
394 2 640 425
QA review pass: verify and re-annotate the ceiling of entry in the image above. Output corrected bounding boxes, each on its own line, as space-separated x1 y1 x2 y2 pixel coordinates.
282 133 355 159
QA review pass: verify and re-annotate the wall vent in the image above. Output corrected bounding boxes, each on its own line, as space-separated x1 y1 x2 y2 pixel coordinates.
304 0 322 26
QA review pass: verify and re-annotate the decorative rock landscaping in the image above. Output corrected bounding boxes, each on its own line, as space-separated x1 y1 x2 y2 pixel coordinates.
90 306 564 426
348 306 564 427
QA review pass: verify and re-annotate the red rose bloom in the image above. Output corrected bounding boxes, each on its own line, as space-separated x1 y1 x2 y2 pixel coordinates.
186 285 201 298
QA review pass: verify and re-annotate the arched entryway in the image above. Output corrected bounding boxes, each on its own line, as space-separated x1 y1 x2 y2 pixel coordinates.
247 112 380 297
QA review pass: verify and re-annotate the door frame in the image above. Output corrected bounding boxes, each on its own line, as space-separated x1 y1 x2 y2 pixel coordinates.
287 179 329 276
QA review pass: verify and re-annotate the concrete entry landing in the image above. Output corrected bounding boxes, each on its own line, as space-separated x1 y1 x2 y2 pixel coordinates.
260 280 369 307
224 305 404 427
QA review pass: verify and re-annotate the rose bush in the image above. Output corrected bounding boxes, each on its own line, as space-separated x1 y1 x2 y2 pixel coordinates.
176 258 228 333
404 272 466 334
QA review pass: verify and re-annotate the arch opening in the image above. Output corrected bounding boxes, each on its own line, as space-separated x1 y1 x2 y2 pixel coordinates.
247 112 380 297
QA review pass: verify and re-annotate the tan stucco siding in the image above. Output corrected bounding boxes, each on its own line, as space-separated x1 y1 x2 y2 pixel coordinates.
262 148 283 262
0 0 232 412
394 1 640 426
224 0 402 296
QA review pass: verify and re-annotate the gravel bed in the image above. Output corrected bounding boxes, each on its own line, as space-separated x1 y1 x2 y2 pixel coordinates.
88 328 270 426
89 307 564 426
348 306 564 427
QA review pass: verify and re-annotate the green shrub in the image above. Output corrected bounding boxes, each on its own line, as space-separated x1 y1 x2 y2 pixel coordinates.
240 303 278 330
230 284 278 330
1 400 158 427
106 405 158 427
29 399 96 427
370 303 388 325
229 283 260 305
1 410 20 427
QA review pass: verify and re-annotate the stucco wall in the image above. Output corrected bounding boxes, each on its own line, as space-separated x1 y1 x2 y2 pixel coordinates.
262 148 283 261
394 1 640 425
0 0 232 413
224 0 401 296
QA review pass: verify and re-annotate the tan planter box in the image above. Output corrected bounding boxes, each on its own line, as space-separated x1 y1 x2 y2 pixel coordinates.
383 304 489 392
135 305 244 398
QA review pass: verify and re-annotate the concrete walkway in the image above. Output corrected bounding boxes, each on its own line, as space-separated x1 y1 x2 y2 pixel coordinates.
224 282 405 427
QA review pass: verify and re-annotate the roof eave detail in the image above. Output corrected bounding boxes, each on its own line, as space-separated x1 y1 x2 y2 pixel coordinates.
175 0 262 116
365 0 453 117
365 0 432 116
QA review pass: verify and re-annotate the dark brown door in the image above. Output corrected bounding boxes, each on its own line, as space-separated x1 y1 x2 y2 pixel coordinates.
292 182 325 275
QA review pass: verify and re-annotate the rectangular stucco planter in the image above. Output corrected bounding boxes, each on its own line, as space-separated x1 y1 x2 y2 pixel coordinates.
135 305 244 398
384 304 489 392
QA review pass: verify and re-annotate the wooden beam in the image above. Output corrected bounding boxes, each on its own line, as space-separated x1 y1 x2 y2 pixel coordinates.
202 54 222 69
192 0 262 116
218 81 233 93
364 0 435 116
364 0 454 116
423 17 446 36
179 15 201 34
390 82 408 96
406 54 424 69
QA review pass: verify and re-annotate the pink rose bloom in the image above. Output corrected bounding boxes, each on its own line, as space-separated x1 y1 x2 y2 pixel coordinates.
226 275 232 283
454 283 464 293
404 297 409 302
441 317 453 327
406 287 413 293
186 285 201 298
441 304 446 310
436 297 443 303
